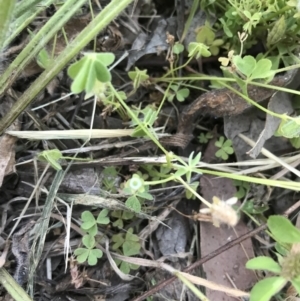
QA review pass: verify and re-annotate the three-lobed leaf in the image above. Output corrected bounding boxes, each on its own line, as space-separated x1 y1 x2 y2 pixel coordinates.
233 55 274 80
74 248 89 263
188 42 211 59
68 52 115 94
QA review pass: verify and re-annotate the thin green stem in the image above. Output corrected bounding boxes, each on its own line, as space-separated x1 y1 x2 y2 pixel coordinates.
144 175 176 186
196 168 300 191
220 82 287 120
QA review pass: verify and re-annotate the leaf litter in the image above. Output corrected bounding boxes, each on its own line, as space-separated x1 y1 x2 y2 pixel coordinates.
0 1 300 301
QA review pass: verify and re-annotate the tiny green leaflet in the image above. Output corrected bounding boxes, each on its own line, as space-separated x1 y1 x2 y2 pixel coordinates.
277 116 300 138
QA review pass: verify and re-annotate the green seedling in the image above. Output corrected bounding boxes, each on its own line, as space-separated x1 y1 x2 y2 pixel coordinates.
131 105 157 137
246 215 300 301
37 149 63 170
167 84 190 102
232 55 275 82
68 52 115 94
80 209 110 236
185 181 199 199
111 210 135 229
112 228 141 273
242 199 268 215
174 151 202 183
188 42 211 59
123 173 153 213
198 132 214 144
277 116 300 138
215 136 234 160
128 67 149 91
99 89 127 119
233 180 250 199
74 234 103 265
196 24 224 56
143 164 172 187
37 149 91 170
102 166 119 193
243 11 262 34
114 252 140 274
172 42 184 54
37 47 53 69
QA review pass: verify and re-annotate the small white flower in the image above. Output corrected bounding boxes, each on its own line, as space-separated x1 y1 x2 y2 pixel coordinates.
200 196 239 227
127 174 144 192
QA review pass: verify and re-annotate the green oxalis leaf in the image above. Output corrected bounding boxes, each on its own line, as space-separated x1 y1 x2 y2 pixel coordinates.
74 234 103 265
123 228 141 256
169 85 190 102
173 42 184 54
176 88 190 102
74 247 103 265
188 42 211 59
112 233 125 250
81 209 110 236
198 132 213 144
215 137 234 160
232 55 274 80
68 52 115 94
96 209 110 224
111 228 141 257
111 210 135 228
